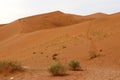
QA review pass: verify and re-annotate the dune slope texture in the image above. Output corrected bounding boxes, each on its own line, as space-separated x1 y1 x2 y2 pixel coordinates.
0 11 120 80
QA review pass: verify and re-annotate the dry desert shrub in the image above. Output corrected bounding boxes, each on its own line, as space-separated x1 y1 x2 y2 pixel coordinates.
62 45 66 49
0 61 25 74
69 60 81 71
48 62 66 76
52 53 58 60
89 50 100 59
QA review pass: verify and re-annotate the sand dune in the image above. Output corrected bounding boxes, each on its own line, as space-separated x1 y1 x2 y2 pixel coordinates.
18 11 93 33
0 11 120 80
0 11 93 41
86 13 108 19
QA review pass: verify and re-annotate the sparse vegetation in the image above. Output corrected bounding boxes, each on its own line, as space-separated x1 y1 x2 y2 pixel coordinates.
69 60 81 71
89 51 100 59
33 52 36 54
52 57 57 60
52 53 58 60
62 45 66 49
53 53 58 57
48 62 66 76
0 61 25 73
99 49 103 52
41 52 43 54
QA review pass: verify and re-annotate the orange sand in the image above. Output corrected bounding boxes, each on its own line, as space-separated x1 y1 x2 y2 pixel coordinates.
0 11 120 80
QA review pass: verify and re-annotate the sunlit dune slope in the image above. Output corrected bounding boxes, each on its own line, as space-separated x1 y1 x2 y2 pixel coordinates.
0 11 93 41
18 11 93 33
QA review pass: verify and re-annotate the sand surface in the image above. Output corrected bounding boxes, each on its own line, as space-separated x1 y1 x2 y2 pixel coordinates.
0 11 120 80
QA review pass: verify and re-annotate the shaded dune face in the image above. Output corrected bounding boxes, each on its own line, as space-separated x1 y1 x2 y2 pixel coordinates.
0 11 93 41
18 11 93 33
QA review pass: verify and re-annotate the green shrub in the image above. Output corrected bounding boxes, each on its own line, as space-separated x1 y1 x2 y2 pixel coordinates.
69 60 81 71
48 62 66 76
0 61 25 73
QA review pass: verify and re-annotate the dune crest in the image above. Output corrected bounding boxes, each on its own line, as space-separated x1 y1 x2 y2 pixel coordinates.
0 11 93 41
85 12 108 19
18 11 93 33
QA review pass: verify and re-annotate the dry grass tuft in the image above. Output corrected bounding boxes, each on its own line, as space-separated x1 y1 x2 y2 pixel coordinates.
0 61 25 74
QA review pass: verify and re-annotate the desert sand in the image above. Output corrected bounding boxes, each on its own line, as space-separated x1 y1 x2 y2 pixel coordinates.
0 11 120 80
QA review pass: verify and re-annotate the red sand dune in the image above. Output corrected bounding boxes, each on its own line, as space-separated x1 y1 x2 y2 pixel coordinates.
17 11 94 32
85 13 108 19
0 11 120 80
0 11 93 42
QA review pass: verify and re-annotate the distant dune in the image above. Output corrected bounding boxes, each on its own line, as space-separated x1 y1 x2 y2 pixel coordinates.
0 11 93 41
85 12 108 18
16 11 94 33
0 11 120 80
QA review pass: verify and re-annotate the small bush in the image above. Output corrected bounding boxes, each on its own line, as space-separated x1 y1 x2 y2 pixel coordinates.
52 53 58 60
33 52 36 54
62 46 66 49
48 63 66 76
0 61 25 73
52 53 58 57
41 52 43 54
99 49 103 52
69 60 81 71
52 56 57 60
